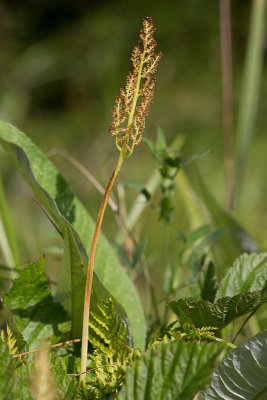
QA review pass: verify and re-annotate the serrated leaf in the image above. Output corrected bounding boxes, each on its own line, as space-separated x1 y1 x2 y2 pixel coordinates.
200 331 267 400
3 257 69 350
0 118 145 349
118 340 224 400
216 252 267 299
169 291 267 331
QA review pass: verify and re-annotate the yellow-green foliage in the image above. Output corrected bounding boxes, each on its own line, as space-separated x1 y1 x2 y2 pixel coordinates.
86 298 141 396
0 324 18 355
149 321 218 347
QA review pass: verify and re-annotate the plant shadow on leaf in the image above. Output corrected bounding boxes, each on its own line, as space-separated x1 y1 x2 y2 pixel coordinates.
55 174 76 224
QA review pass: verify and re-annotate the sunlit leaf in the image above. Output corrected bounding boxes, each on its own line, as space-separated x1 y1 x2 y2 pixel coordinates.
0 118 145 348
200 331 267 400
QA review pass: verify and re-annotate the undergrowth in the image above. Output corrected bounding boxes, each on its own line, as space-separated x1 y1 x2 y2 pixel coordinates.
0 15 266 400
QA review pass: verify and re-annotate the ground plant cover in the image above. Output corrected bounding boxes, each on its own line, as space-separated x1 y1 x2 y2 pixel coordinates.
0 7 267 400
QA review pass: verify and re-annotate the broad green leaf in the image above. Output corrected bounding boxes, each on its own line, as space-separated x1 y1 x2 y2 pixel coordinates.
0 341 15 398
169 291 267 331
0 118 145 349
0 341 33 400
118 340 224 400
200 331 267 400
216 252 267 299
3 257 69 350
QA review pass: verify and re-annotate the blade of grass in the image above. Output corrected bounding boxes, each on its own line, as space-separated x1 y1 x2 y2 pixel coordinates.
234 0 266 207
0 216 15 266
0 173 20 266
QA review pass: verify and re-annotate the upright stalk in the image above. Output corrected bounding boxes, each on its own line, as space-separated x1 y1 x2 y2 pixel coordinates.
79 17 161 383
80 152 124 383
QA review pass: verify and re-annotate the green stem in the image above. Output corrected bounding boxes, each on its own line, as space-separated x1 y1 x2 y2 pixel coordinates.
79 152 124 383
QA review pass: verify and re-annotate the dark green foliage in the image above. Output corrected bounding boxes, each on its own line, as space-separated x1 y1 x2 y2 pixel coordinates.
200 262 218 302
169 291 267 332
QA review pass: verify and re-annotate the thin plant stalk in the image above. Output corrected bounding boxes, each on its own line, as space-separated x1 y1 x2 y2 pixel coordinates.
80 152 124 382
219 0 234 210
79 17 161 383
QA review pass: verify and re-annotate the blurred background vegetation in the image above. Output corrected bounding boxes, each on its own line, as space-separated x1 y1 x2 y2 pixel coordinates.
0 0 266 317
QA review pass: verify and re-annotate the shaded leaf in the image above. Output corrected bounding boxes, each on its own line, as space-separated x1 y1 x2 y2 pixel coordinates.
0 341 33 400
200 331 267 400
3 257 69 350
169 291 267 331
200 262 218 303
118 340 224 400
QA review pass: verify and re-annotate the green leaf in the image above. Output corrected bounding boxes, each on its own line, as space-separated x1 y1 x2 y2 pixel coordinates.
200 331 267 400
156 127 167 156
0 118 145 349
0 341 33 400
200 262 218 303
169 291 267 331
0 341 15 398
181 225 210 248
118 340 224 400
51 355 79 399
124 182 151 201
216 252 267 299
3 257 69 350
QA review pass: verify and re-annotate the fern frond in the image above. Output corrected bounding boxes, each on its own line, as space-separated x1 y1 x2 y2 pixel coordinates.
148 321 218 347
0 324 18 355
170 322 217 342
76 382 103 400
87 297 141 396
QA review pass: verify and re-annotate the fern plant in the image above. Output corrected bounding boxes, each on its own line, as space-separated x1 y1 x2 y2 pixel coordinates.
0 324 18 355
82 297 141 397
